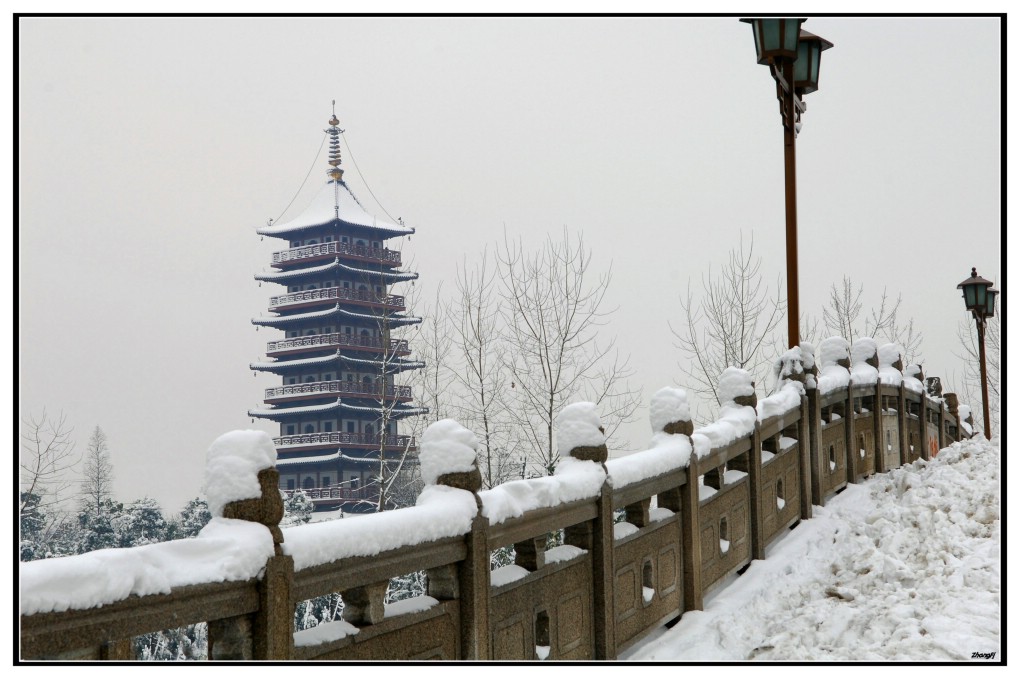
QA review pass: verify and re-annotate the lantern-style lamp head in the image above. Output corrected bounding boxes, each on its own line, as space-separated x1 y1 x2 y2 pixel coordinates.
957 267 994 317
741 18 805 65
794 29 834 94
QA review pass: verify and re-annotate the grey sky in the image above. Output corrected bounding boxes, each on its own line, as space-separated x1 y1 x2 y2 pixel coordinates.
18 17 1001 513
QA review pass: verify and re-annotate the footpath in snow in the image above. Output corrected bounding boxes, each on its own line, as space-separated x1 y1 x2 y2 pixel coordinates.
622 437 1000 662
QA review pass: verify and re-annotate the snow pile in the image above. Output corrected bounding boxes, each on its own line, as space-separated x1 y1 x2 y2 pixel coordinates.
20 519 275 615
691 404 757 458
282 485 478 570
878 343 905 387
623 436 1000 661
718 367 754 404
294 619 359 647
606 434 693 489
817 337 851 395
478 461 606 526
850 338 879 386
903 364 925 394
757 382 805 421
555 402 605 456
203 430 277 517
774 346 805 383
649 387 691 433
419 418 479 486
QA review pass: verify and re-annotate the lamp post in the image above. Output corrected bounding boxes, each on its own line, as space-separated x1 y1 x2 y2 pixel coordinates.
741 18 833 348
957 268 998 439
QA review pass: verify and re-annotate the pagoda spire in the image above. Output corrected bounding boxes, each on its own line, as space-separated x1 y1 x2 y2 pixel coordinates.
326 100 344 183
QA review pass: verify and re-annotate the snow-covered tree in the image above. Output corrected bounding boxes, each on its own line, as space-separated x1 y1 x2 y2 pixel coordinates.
671 237 785 414
114 497 167 547
498 227 639 475
80 426 115 518
281 490 315 526
175 497 212 538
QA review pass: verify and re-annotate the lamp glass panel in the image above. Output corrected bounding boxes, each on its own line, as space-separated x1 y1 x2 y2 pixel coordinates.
753 22 763 60
963 285 977 308
811 46 820 84
985 290 997 316
783 20 800 51
975 283 987 308
795 41 811 81
762 20 780 51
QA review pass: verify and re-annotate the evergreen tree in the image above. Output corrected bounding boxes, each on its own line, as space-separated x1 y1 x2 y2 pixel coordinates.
281 490 315 527
80 426 115 518
114 497 167 547
176 497 212 538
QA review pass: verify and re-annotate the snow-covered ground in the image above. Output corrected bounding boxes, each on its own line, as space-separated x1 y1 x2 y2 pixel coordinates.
623 436 1000 662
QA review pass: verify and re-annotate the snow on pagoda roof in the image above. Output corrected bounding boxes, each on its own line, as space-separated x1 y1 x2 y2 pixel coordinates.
277 452 340 467
252 304 422 329
257 180 414 238
250 351 424 373
249 399 427 420
254 258 418 283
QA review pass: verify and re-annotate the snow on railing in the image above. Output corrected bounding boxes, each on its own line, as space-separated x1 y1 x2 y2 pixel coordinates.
265 380 413 401
268 286 404 310
267 332 408 354
271 240 402 266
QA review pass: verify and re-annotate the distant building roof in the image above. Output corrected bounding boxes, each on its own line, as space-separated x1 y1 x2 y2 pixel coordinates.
257 180 414 239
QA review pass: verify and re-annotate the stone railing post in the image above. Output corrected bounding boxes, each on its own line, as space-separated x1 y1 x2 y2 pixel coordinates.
562 437 615 660
897 383 909 466
428 465 490 660
209 467 293 660
798 391 813 521
945 393 960 443
806 382 823 507
731 390 764 561
843 385 858 484
873 381 886 474
655 415 701 614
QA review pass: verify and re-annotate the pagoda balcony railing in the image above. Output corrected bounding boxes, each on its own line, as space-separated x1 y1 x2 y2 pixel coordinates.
268 286 404 311
266 333 409 356
273 432 414 448
271 241 402 266
265 379 413 401
282 485 369 502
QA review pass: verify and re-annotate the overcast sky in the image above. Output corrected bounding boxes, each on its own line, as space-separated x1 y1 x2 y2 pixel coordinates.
18 16 1002 513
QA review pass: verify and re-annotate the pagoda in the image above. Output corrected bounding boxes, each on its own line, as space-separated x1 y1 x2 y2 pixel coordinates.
249 111 425 512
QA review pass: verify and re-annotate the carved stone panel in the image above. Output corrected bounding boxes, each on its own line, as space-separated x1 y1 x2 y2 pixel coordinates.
761 444 801 547
699 480 751 593
820 422 848 498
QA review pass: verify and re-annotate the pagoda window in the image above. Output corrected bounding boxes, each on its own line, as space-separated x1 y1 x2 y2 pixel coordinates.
305 330 316 336
350 476 359 490
372 241 380 249
325 236 334 242
304 376 315 383
322 476 331 487
323 373 333 381
287 377 297 385
344 326 352 334
375 285 382 295
286 424 296 435
324 421 334 433
341 236 349 244
291 241 300 247
363 376 372 386
286 479 295 491
346 421 355 433
307 284 318 290
303 477 314 489
304 424 316 434
347 373 354 382
356 239 366 246
342 281 350 289
365 424 375 436
287 331 298 338
308 239 318 245
360 329 370 337
324 325 333 333
324 281 334 288
289 286 299 293
358 284 368 292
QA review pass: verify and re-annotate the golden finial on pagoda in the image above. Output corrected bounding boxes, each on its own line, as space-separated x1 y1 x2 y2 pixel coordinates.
326 100 344 181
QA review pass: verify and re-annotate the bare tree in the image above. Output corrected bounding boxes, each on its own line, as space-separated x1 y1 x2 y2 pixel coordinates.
20 410 79 515
80 426 115 517
498 227 639 475
453 250 519 488
415 283 456 425
671 237 785 410
822 277 923 363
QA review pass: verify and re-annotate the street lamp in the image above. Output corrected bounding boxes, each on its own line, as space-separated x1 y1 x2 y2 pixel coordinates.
741 18 833 348
957 268 998 439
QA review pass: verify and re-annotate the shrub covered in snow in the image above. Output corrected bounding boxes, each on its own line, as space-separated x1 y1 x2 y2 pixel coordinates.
203 430 277 518
649 387 691 433
419 419 479 486
555 402 605 456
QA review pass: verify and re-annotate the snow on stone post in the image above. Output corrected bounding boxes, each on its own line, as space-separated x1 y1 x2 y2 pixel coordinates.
944 392 960 442
773 348 813 521
203 430 293 660
851 338 883 477
649 387 703 612
555 402 615 659
417 419 489 660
